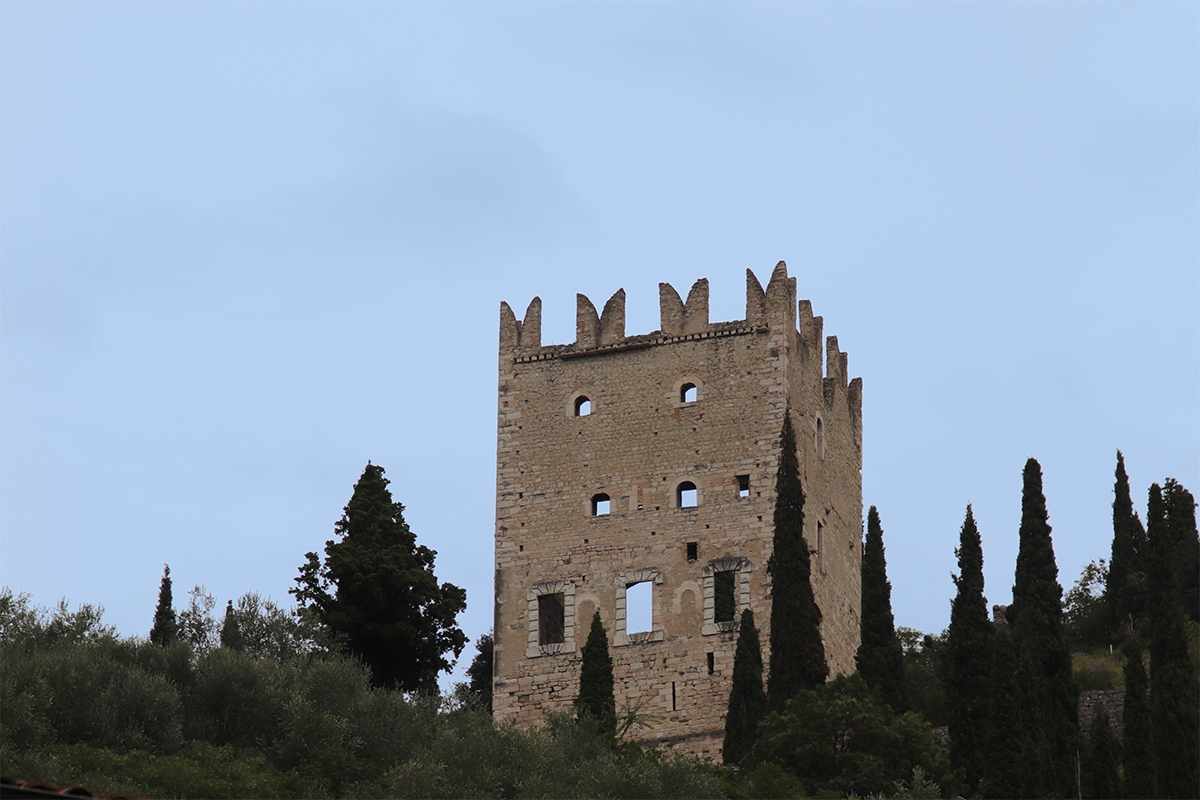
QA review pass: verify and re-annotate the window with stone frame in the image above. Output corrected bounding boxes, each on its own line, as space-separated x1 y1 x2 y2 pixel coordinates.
538 592 565 645
702 557 751 635
713 570 736 623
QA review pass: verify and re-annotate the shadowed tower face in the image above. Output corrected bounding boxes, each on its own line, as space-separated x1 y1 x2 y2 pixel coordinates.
493 262 863 760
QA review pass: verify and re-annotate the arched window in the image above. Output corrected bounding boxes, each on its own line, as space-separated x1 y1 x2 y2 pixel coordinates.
816 418 825 459
575 396 592 416
591 493 610 516
677 481 698 508
680 383 697 403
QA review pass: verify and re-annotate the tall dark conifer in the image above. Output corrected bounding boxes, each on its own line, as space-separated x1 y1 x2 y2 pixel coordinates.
723 609 767 766
219 599 243 651
1119 638 1157 799
149 564 177 647
1107 451 1147 638
575 610 616 738
856 506 906 712
1085 705 1120 800
944 504 992 794
1162 478 1199 623
1007 457 1077 796
1144 483 1200 799
980 630 1037 799
767 409 827 711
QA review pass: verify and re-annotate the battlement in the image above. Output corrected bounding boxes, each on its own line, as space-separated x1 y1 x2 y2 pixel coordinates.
500 262 859 415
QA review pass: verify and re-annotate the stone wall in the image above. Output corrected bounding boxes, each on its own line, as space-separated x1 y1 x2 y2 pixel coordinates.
1078 689 1124 741
492 262 863 760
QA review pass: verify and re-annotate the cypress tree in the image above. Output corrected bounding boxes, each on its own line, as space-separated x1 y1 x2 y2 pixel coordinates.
575 610 616 737
1144 483 1200 799
219 599 243 651
723 608 767 766
767 409 827 711
980 629 1038 799
1008 457 1077 796
149 564 178 647
856 505 906 712
1119 638 1157 799
1085 704 1120 800
1162 478 1199 623
945 504 992 794
1106 451 1147 639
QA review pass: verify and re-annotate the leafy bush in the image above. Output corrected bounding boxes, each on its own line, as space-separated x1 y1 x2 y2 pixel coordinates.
752 673 956 799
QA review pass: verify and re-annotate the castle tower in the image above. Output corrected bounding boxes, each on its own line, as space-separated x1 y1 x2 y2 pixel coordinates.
493 262 863 760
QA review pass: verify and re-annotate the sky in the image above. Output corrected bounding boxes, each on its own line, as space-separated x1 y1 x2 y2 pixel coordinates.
2 2 1197 690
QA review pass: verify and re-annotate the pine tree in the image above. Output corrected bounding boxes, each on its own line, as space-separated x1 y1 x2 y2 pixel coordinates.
1119 638 1157 800
723 609 767 766
1106 451 1147 639
1162 478 1199 623
944 504 992 794
1144 483 1200 799
1085 704 1120 800
291 462 467 692
465 632 494 714
575 610 616 737
149 564 178 647
1007 457 1077 796
856 506 906 713
767 409 827 711
219 599 243 651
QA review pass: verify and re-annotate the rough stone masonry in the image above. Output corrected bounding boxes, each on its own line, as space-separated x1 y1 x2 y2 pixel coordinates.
492 261 863 761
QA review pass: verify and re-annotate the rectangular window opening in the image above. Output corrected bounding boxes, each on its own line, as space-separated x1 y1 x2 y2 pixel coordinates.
671 681 677 711
706 652 715 675
736 475 750 498
714 571 736 623
686 542 698 561
625 581 653 634
538 592 565 646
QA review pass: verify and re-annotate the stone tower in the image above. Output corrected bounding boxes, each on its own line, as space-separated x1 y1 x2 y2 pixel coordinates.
493 262 862 759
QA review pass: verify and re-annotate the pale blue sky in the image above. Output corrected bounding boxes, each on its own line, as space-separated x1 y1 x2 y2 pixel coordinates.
3 2 1196 688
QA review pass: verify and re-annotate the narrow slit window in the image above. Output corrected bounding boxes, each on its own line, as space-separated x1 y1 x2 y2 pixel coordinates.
714 571 736 623
707 652 715 675
678 481 698 508
680 383 698 403
575 396 592 416
686 542 698 562
817 521 825 573
591 493 610 516
538 593 565 645
736 475 750 498
816 418 824 459
626 581 653 634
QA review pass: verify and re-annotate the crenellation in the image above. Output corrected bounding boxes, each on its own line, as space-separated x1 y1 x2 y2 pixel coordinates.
745 269 766 326
599 289 626 346
576 293 600 349
495 262 862 761
682 279 710 334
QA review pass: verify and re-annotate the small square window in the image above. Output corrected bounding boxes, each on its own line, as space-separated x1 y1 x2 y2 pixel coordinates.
592 493 610 516
736 475 750 498
678 482 698 508
686 542 698 562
